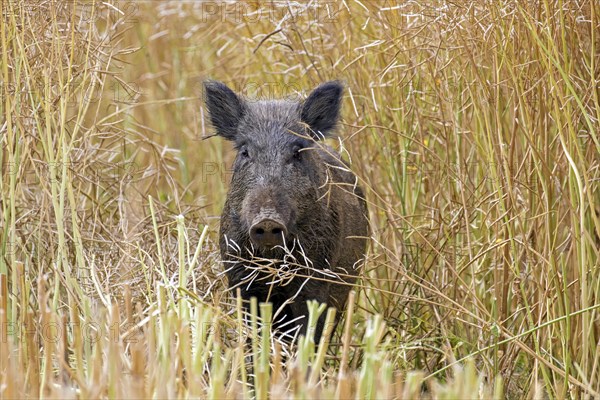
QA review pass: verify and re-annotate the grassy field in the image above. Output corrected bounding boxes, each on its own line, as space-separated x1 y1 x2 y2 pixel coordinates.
1 1 599 398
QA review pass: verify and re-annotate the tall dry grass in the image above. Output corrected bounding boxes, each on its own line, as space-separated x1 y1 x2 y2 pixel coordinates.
1 1 598 398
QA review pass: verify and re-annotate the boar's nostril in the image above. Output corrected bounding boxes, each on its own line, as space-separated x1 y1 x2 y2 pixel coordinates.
249 219 287 247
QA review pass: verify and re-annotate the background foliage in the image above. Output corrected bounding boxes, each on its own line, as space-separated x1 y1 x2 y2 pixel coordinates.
1 1 599 398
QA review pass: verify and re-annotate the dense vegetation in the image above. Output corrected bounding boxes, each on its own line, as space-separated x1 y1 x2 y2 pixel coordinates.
1 1 598 398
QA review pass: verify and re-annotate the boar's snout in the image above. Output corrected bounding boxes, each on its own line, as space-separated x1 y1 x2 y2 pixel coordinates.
249 217 287 248
241 184 294 249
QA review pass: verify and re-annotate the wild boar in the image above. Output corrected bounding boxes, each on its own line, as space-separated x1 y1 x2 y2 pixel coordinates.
203 80 368 342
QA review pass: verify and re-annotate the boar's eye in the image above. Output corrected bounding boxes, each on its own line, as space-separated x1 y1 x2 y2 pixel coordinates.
239 146 249 158
292 143 304 161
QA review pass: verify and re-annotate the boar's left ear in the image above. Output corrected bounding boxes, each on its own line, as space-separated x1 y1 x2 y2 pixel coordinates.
300 81 343 140
203 80 246 141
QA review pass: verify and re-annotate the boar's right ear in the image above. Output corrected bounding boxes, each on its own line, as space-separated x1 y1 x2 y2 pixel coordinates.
301 81 344 140
203 80 246 141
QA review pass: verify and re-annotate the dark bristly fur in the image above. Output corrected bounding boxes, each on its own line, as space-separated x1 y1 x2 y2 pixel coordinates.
204 80 369 342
